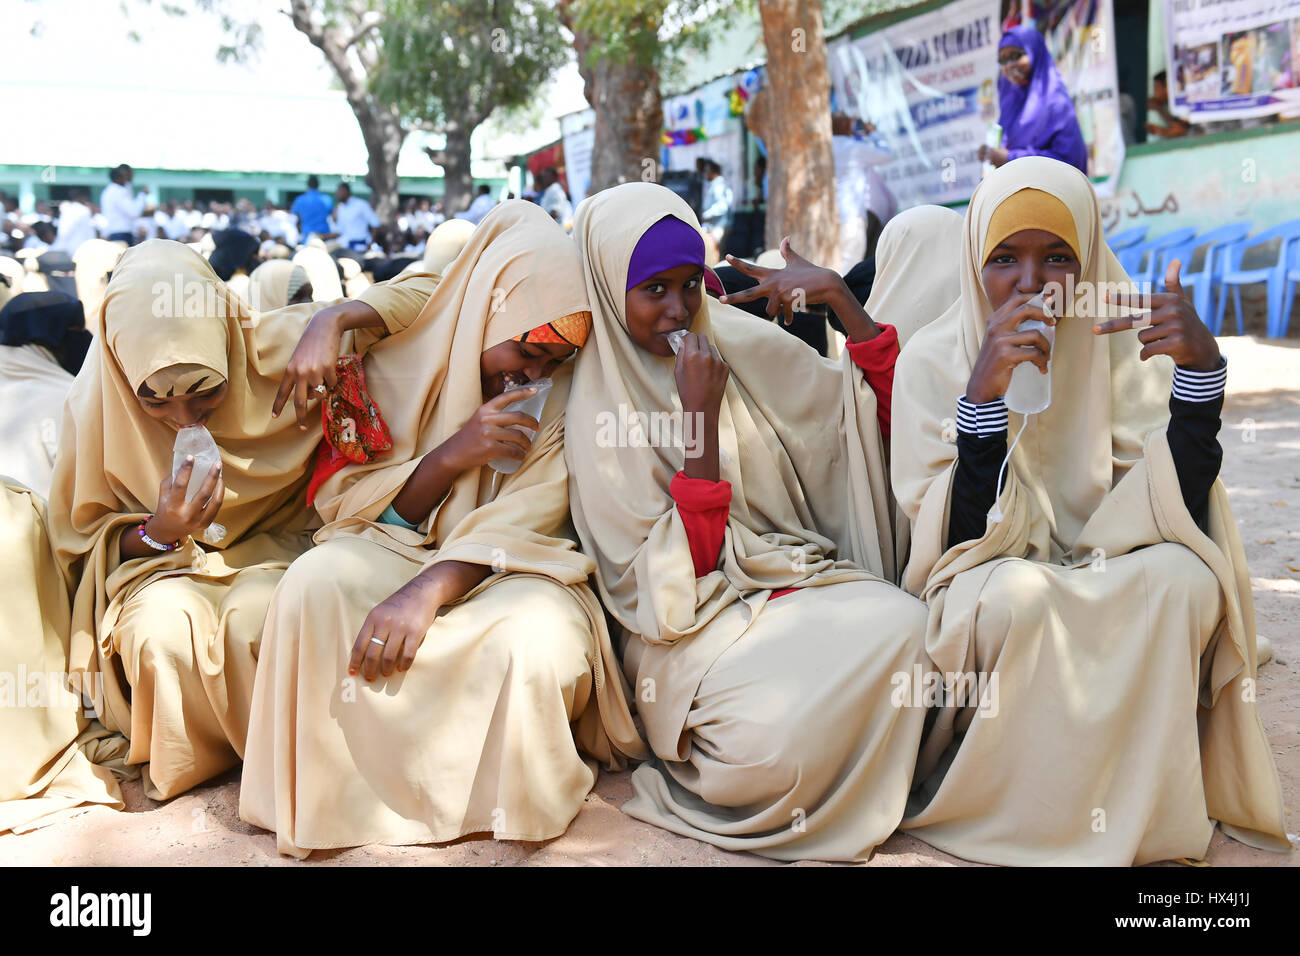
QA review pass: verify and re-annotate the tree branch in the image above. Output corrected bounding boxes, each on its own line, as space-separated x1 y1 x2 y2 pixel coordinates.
342 9 383 50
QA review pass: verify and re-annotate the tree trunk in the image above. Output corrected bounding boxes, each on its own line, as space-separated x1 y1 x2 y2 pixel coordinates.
756 0 839 266
424 124 475 216
357 110 403 223
566 12 663 192
288 0 403 223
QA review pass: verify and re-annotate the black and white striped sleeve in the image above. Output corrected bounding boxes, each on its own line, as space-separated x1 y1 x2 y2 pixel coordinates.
1167 356 1226 529
949 395 1010 548
1171 358 1228 403
956 395 1009 437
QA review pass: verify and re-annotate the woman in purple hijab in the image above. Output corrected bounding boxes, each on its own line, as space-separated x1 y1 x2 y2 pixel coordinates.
977 24 1089 174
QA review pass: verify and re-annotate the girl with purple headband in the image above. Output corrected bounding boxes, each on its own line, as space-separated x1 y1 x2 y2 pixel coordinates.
565 182 928 861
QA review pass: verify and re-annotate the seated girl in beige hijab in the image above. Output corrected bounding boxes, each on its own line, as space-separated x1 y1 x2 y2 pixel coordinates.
247 260 313 312
0 482 126 834
46 239 383 801
239 202 644 858
564 182 928 862
891 156 1289 864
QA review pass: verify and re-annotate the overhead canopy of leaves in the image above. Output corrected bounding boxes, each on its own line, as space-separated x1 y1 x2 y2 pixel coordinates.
373 0 570 131
562 0 742 70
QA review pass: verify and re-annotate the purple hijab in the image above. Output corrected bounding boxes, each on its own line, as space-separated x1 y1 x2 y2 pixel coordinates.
998 25 1089 174
626 215 705 290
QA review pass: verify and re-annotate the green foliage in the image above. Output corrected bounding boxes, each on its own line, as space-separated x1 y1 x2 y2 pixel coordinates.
373 0 570 129
564 0 745 70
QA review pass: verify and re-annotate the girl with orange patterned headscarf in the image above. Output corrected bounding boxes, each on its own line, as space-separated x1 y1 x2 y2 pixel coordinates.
239 202 644 858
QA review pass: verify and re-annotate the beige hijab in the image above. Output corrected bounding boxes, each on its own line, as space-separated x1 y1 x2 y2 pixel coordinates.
565 182 896 647
292 245 343 301
0 344 73 498
248 260 309 312
422 218 476 275
891 156 1288 850
313 200 590 542
0 257 23 310
48 240 340 664
72 239 127 327
893 157 1170 581
866 204 964 347
310 202 646 764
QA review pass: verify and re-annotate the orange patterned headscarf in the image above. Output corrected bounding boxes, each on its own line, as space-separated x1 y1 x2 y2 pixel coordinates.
513 310 591 348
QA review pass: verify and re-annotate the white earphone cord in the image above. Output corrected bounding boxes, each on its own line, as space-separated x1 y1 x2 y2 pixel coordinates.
988 413 1031 524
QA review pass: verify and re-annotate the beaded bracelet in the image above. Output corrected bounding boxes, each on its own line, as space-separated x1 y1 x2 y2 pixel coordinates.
138 518 180 553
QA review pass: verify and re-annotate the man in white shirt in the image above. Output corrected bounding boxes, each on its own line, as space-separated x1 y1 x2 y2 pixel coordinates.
456 186 497 225
411 197 443 232
700 161 733 246
329 183 381 251
100 165 150 245
159 201 190 241
53 190 97 254
180 200 202 231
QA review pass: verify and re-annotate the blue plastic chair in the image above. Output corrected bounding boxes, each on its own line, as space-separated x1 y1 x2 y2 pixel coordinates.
1277 243 1300 337
1106 225 1148 251
1122 227 1198 289
1155 222 1253 330
1215 219 1300 337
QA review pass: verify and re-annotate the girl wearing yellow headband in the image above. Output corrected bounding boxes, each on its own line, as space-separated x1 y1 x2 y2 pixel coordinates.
891 157 1287 864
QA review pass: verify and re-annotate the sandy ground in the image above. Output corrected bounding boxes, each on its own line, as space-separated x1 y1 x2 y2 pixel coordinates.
5 336 1298 868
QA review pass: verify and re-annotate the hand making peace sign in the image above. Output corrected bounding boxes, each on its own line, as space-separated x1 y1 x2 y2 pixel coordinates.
1094 260 1222 371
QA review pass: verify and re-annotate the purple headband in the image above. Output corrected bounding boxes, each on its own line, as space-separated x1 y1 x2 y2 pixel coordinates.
626 215 706 291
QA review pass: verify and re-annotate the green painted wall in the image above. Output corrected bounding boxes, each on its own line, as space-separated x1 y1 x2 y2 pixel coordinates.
0 164 507 210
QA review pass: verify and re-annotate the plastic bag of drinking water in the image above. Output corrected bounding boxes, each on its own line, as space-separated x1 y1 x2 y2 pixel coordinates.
488 378 553 475
1003 293 1055 415
666 329 732 469
171 424 226 544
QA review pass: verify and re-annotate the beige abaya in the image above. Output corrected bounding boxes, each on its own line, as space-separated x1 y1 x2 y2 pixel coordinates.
46 239 369 800
891 157 1290 864
565 182 928 861
238 202 645 858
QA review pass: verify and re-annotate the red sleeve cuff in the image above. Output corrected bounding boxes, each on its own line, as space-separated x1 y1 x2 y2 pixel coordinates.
670 470 733 510
670 470 731 577
845 324 897 439
844 323 898 372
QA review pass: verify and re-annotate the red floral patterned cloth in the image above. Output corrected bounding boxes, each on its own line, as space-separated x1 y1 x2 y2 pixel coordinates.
306 354 393 505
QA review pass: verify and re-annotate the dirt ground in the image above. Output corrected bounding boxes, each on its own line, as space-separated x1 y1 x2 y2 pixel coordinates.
5 335 1297 868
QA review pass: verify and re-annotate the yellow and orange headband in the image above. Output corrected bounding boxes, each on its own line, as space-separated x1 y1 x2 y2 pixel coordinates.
513 310 592 349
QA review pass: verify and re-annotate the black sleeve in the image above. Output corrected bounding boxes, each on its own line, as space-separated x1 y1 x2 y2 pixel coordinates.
947 430 1008 549
1167 392 1223 531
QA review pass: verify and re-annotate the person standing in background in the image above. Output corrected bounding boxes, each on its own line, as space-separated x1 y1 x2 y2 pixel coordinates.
978 25 1088 174
536 167 574 229
1146 71 1190 140
458 185 498 225
328 183 380 252
100 165 151 245
53 190 97 255
831 113 896 272
699 161 733 248
290 175 333 243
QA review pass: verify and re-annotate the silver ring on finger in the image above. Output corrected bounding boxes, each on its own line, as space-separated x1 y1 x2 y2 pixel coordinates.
314 384 327 395
369 636 386 647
